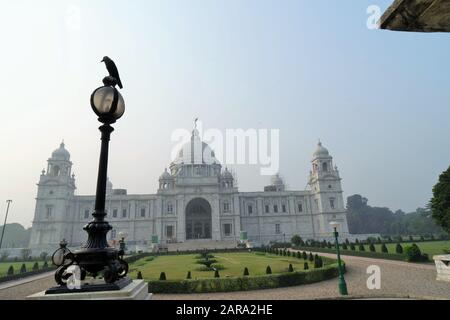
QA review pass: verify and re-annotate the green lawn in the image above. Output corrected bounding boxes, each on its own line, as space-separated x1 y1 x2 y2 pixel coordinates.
0 261 47 277
372 241 450 257
129 252 324 281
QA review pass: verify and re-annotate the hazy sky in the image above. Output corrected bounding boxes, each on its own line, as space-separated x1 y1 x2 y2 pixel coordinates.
0 0 449 228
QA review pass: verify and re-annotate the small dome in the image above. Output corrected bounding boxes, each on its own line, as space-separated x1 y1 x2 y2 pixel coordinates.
222 168 233 179
160 168 172 180
313 142 330 158
52 142 70 161
271 173 284 186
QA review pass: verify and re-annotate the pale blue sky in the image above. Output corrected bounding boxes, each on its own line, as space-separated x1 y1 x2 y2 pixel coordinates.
0 0 449 227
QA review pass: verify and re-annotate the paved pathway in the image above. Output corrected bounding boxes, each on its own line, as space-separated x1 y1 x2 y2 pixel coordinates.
0 253 448 300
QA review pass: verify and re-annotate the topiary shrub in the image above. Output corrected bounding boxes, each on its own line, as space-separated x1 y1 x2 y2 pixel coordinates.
405 244 428 262
42 261 48 269
308 253 314 262
137 271 143 279
243 267 249 276
342 243 348 250
396 244 403 254
214 270 220 278
20 264 27 274
266 266 272 274
359 244 365 252
7 266 14 276
350 243 356 251
159 272 167 281
186 271 192 279
288 264 294 272
409 235 414 242
381 243 389 253
296 252 301 259
32 262 39 271
304 262 309 270
369 243 376 252
302 252 307 260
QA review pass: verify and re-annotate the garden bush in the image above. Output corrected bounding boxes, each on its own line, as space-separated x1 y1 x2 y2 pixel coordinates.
43 261 48 268
266 266 272 275
20 264 26 274
359 244 365 252
342 243 348 250
302 252 307 260
7 266 14 276
396 244 403 254
243 267 249 276
32 262 39 271
405 244 428 262
296 252 301 259
214 270 220 278
304 262 309 270
288 264 294 272
369 243 376 252
381 244 388 253
137 271 143 279
159 272 167 280
308 253 314 262
350 243 356 251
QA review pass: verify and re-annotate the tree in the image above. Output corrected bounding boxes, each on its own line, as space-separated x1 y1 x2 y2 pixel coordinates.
304 262 309 270
137 271 143 279
288 264 294 272
214 270 220 278
381 243 388 253
32 262 39 271
431 166 450 234
369 243 376 252
159 272 167 280
186 271 192 279
359 244 365 251
350 243 356 251
308 253 314 262
21 248 31 261
302 251 307 260
40 252 48 261
396 243 403 254
20 264 27 274
243 267 249 276
291 235 302 247
266 266 272 274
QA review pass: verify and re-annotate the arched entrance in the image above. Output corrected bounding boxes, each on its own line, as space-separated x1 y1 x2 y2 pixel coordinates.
185 198 212 240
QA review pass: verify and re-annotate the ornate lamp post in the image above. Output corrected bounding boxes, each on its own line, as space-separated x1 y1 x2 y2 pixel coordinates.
50 59 129 289
330 221 348 296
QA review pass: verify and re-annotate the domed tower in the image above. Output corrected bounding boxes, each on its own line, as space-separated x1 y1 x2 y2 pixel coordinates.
308 142 348 236
169 125 223 187
158 168 175 191
30 141 77 250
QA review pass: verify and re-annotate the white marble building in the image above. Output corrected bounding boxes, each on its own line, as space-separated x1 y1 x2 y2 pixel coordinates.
29 128 350 252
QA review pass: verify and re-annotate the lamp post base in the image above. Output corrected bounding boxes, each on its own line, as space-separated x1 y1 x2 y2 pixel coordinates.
45 277 132 295
338 277 348 296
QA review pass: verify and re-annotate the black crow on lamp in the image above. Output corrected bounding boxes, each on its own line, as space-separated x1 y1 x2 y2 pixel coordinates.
101 56 123 89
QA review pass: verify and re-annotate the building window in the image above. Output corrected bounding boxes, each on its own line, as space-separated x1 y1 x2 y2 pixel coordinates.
167 203 173 214
248 205 253 215
223 224 232 237
322 162 328 172
282 204 287 213
84 209 90 219
223 202 230 213
274 205 278 213
112 209 118 218
166 225 174 238
111 229 117 240
275 224 281 235
141 208 146 218
330 198 335 210
122 209 127 218
298 203 303 212
265 205 270 213
46 206 53 219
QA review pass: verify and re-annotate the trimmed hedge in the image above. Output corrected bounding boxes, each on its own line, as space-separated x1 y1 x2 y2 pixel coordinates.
294 246 407 261
147 263 341 294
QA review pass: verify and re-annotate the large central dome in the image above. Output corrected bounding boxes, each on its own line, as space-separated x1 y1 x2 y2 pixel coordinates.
172 128 219 165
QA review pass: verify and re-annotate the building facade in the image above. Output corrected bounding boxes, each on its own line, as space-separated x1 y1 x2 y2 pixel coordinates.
29 129 350 252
